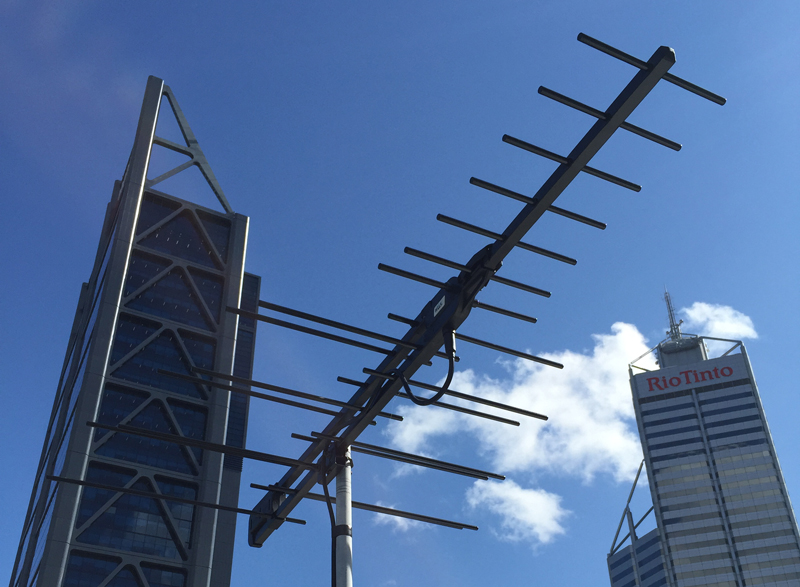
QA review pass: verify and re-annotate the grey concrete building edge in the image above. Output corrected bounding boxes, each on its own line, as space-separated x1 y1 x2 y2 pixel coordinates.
9 76 259 587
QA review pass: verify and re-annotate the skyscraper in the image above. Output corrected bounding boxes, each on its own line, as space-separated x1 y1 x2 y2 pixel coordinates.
9 77 258 587
608 294 800 587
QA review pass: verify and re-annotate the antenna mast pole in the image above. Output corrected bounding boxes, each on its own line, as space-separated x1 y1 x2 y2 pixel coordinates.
665 289 682 340
335 447 353 587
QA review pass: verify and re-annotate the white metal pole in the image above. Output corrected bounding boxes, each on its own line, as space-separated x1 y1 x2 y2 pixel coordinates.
335 446 353 587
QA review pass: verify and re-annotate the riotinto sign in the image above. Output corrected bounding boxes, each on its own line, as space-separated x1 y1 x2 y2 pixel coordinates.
632 353 748 398
645 365 734 392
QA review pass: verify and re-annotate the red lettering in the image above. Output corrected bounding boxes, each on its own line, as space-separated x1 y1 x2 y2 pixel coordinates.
647 377 664 391
669 377 681 387
699 370 713 382
712 367 720 378
680 370 693 384
720 366 733 377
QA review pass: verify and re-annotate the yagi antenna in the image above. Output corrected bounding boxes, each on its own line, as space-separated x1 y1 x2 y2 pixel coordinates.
239 34 724 586
51 34 724 587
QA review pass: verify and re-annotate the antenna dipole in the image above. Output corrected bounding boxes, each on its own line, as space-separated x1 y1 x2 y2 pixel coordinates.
664 288 683 340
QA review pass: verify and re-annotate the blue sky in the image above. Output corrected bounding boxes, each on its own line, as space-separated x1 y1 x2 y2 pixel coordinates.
2 1 800 585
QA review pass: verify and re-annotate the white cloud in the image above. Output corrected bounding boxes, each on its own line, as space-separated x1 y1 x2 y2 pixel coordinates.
465 480 569 546
387 322 648 484
680 302 758 341
381 306 757 548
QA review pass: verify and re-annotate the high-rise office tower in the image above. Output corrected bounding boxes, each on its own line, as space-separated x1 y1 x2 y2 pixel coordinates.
9 77 259 587
608 294 800 587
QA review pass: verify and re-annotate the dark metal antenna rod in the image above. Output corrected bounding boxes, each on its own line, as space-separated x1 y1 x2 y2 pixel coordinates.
87 422 320 470
228 307 433 367
360 367 548 420
293 433 504 480
385 312 556 368
336 377 520 426
577 33 726 105
469 177 606 230
472 300 538 324
401 247 556 296
251 483 477 531
161 369 397 422
258 300 456 362
456 333 563 367
502 135 641 191
404 247 469 272
537 87 681 151
405 247 573 285
437 214 575 267
50 475 306 525
386 313 418 327
377 263 448 290
491 274 553 297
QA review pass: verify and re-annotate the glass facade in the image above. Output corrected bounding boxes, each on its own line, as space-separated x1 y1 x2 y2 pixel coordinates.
62 190 255 585
12 176 256 587
609 528 668 587
613 341 800 587
11 76 258 587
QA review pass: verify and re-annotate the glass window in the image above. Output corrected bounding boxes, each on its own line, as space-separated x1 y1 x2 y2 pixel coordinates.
140 562 187 587
95 400 196 475
701 402 757 418
646 424 701 441
695 379 751 396
136 192 181 236
609 552 634 571
111 330 204 399
110 314 162 366
155 476 197 547
126 268 214 331
76 461 137 527
76 478 184 560
95 385 150 441
648 436 704 452
642 412 698 428
124 250 172 297
196 209 230 263
639 562 665 581
611 563 634 582
233 330 254 378
187 267 224 322
139 211 218 269
704 414 761 430
698 390 752 406
168 399 207 464
106 566 143 587
640 401 695 417
178 330 216 371
650 448 707 464
62 550 121 587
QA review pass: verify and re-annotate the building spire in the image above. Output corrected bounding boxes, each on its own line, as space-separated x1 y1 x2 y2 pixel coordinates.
664 288 683 341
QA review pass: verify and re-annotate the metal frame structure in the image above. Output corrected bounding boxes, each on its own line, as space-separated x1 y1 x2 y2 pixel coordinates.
10 76 256 587
231 33 726 585
619 304 800 587
11 33 728 587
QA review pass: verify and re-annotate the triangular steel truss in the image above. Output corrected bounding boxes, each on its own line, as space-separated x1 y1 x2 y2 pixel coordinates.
143 78 233 214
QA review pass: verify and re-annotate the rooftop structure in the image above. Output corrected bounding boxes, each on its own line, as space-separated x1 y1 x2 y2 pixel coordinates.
9 77 259 587
609 293 800 587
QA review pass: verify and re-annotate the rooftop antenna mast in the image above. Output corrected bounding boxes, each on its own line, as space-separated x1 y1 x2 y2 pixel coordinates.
59 34 726 587
665 289 683 340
